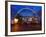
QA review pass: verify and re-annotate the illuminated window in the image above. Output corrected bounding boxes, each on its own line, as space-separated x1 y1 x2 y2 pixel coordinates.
28 17 32 21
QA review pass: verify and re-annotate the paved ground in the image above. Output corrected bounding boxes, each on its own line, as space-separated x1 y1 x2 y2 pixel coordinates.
11 23 42 32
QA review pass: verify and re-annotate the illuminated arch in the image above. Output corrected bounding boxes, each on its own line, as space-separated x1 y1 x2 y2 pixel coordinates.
15 8 36 17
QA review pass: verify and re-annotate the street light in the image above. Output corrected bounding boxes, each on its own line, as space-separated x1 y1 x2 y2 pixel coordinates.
14 18 19 24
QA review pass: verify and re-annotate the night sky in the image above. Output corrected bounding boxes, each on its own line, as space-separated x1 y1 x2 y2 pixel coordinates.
11 5 42 19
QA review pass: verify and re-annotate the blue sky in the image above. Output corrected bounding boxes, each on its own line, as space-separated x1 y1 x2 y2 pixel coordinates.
11 5 42 19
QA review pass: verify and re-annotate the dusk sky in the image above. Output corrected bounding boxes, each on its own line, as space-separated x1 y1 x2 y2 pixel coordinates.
11 5 42 19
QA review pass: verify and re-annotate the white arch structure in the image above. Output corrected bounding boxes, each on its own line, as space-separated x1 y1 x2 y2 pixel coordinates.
15 8 36 17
